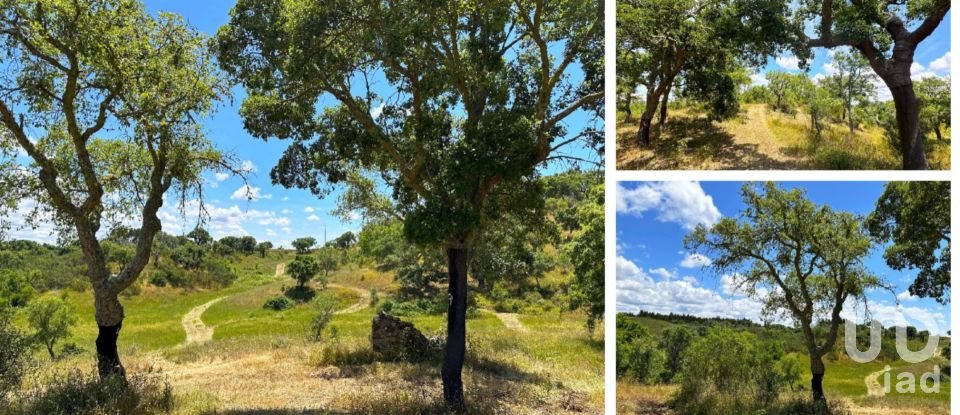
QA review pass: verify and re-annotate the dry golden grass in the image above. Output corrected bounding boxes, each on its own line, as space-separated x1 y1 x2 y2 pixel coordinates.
616 381 676 415
616 104 951 170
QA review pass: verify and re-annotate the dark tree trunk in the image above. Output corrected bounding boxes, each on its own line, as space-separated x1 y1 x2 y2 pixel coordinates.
889 82 929 169
442 246 469 407
96 322 126 379
623 92 633 121
810 355 826 401
46 343 55 361
658 85 671 127
935 125 943 141
636 92 660 147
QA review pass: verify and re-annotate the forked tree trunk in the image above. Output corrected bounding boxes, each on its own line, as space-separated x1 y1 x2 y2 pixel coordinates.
888 81 929 169
810 354 826 401
442 245 469 406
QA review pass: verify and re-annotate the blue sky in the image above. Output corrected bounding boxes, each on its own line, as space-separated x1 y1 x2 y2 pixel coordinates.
751 11 952 101
3 0 601 248
616 181 950 335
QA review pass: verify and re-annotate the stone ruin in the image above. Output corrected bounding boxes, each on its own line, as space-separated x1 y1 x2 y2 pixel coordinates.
371 310 441 362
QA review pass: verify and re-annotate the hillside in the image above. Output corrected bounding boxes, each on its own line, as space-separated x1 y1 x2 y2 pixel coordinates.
617 311 951 415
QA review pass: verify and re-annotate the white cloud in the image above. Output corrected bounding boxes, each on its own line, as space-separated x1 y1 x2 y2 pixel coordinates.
214 172 230 182
910 62 939 81
617 182 721 230
265 229 278 237
680 253 712 268
371 103 386 120
306 214 321 221
750 71 769 87
617 256 767 321
281 209 291 214
281 196 289 201
158 201 279 238
896 290 918 302
257 216 290 227
649 267 675 280
776 54 800 71
281 227 292 234
929 51 951 72
230 184 263 201
240 160 257 173
304 207 315 213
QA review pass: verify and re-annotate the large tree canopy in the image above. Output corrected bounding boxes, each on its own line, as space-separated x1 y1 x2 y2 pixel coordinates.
795 0 950 169
0 0 229 378
866 181 950 304
617 0 798 145
216 0 602 406
686 182 885 402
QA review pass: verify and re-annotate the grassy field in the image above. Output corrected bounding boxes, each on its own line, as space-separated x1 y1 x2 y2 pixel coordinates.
616 314 951 415
616 103 951 170
19 252 603 414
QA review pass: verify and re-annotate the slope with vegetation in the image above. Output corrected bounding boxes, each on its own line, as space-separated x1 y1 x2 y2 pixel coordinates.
0 171 604 414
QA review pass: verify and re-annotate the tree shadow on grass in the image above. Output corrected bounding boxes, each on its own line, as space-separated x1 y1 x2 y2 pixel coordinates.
284 286 316 303
617 115 807 170
201 410 346 415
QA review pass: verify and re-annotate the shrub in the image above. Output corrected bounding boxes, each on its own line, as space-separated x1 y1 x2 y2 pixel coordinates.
0 269 34 309
263 295 294 311
0 313 31 398
14 369 173 415
369 288 379 306
672 327 801 415
308 295 336 342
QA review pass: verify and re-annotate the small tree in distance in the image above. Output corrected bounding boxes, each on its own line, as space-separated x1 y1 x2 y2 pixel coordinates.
292 237 317 254
287 255 320 289
256 241 273 258
315 247 337 289
26 296 77 361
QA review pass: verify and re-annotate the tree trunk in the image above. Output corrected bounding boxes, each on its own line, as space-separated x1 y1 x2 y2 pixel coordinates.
810 354 826 401
442 245 469 407
46 343 55 361
96 322 125 379
658 85 671 127
623 92 633 121
94 291 126 379
636 92 660 146
935 125 942 141
888 79 929 169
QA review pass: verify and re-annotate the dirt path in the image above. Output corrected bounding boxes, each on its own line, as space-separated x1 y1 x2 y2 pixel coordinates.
715 104 805 169
494 312 528 333
327 283 370 314
864 365 890 397
274 262 285 277
616 104 807 170
181 297 225 345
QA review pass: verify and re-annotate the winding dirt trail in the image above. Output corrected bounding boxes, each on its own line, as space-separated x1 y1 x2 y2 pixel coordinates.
494 312 528 333
327 283 370 314
181 297 225 345
864 365 890 397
